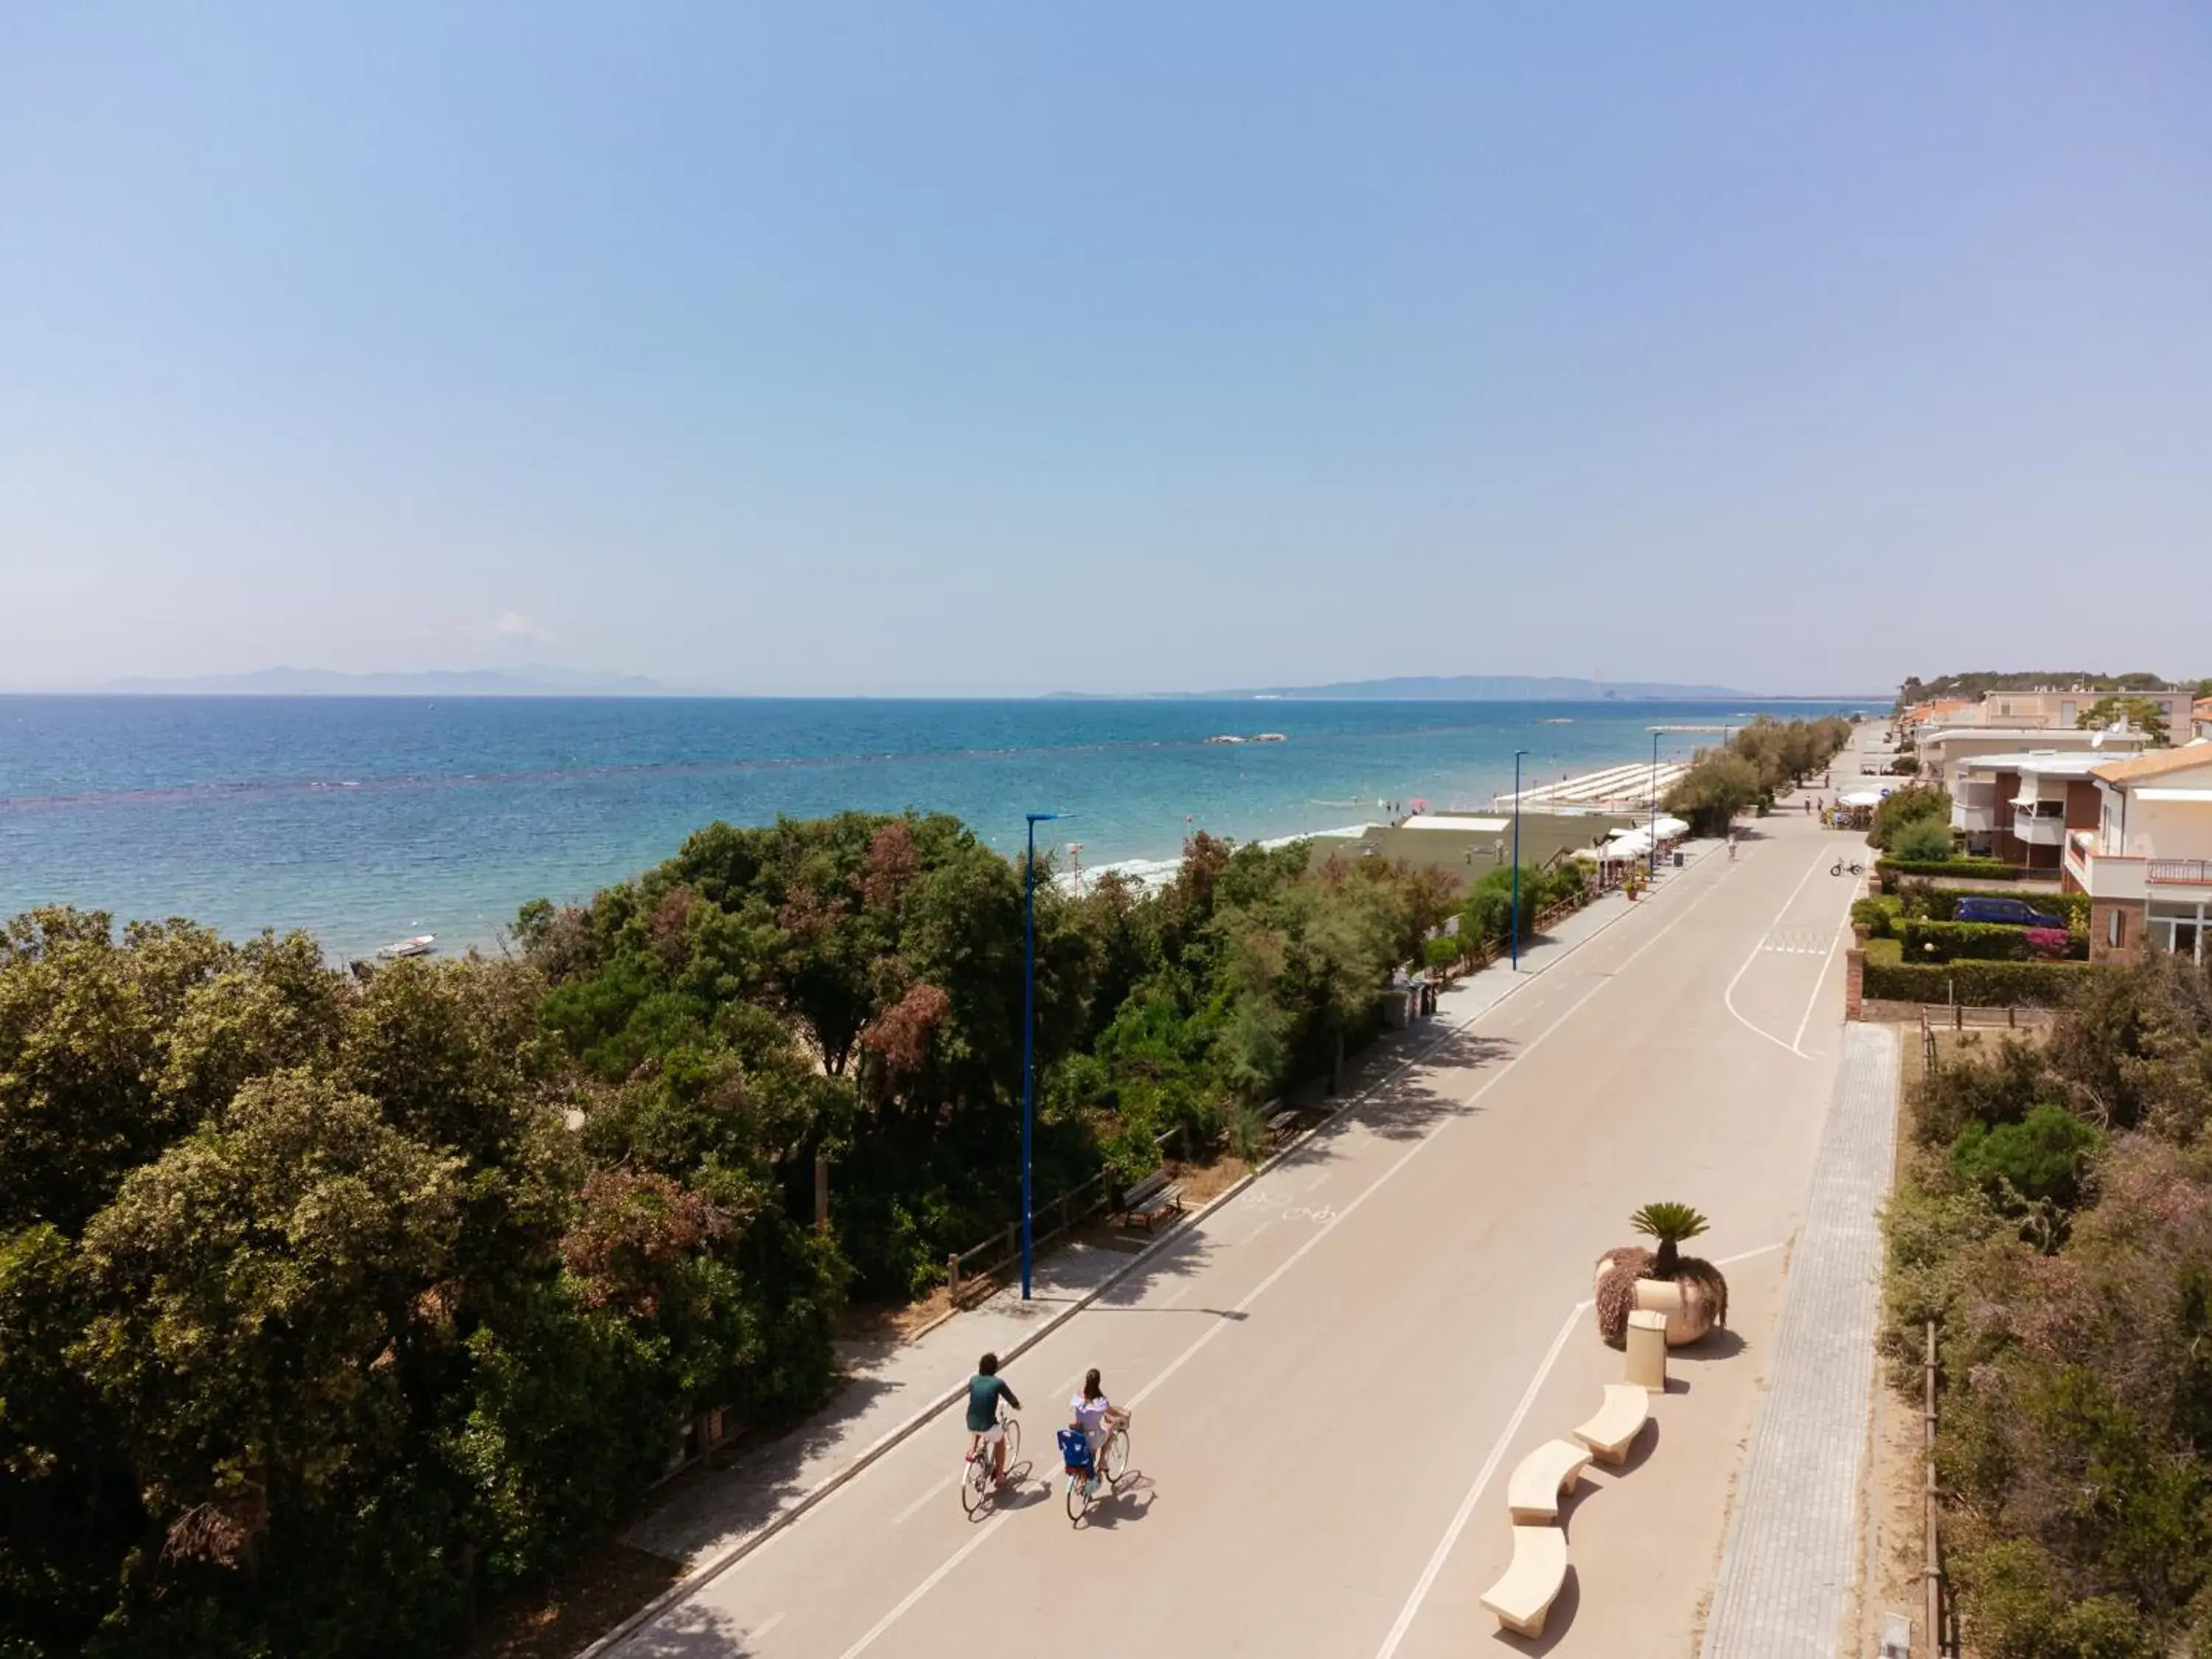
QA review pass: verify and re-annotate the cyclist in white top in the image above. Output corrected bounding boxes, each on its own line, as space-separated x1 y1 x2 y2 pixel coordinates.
1070 1368 1130 1496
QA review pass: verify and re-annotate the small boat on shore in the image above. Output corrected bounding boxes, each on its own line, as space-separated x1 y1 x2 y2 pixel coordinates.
1207 734 1246 745
377 934 437 959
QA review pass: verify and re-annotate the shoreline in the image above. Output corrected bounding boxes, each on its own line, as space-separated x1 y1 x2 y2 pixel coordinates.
10 703 1840 962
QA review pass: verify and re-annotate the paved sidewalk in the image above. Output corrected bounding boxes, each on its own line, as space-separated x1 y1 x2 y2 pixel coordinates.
1700 1022 1901 1659
618 854 1714 1570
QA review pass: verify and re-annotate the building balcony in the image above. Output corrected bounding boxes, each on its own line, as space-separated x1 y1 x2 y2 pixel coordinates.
1952 804 1998 833
2069 832 2148 902
2013 810 2069 846
2150 860 2212 888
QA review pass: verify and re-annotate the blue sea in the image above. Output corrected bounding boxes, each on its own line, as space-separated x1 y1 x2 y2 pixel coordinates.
0 697 1860 959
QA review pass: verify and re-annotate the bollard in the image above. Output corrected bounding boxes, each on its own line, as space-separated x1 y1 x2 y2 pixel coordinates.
947 1252 960 1307
1626 1310 1669 1394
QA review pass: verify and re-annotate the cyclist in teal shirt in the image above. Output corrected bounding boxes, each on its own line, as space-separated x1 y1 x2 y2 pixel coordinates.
965 1352 1020 1484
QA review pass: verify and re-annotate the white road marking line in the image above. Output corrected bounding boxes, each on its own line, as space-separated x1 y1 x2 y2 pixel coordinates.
1372 1301 1587 1659
750 1610 787 1640
1714 1241 1784 1267
1155 1279 1197 1310
1722 847 1831 1059
889 1475 953 1526
1787 915 1853 1056
834 1510 1012 1659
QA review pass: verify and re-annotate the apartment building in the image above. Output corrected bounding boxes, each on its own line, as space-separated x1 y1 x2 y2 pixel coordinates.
2063 744 2212 964
1950 751 2108 871
1916 726 2146 789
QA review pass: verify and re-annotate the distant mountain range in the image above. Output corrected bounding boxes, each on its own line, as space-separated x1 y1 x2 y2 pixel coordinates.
1049 675 1877 702
97 665 678 697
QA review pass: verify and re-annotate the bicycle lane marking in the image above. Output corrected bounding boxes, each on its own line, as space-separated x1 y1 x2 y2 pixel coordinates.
831 866 1739 1658
1722 845 1832 1059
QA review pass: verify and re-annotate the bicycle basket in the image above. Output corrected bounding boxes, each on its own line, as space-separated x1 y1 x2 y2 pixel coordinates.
1056 1427 1094 1471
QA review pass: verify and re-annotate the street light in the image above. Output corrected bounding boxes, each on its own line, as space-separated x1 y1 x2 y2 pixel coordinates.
1511 749 1527 971
1649 728 1661 882
1020 810 1068 1300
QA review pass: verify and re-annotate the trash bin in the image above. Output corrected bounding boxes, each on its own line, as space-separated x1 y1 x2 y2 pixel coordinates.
1672 851 1685 868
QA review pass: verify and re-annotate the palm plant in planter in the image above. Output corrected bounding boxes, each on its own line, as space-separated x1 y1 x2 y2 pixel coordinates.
1594 1203 1730 1347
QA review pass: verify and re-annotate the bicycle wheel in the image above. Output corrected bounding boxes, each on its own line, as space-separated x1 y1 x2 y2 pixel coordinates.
1000 1417 1020 1472
1065 1471 1088 1523
1103 1427 1129 1485
960 1450 987 1516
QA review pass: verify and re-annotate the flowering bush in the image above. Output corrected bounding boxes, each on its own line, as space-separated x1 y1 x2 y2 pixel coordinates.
2024 927 2072 960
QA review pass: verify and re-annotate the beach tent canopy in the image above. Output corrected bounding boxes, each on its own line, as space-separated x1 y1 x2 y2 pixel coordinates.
1652 815 1691 841
1838 789 1885 807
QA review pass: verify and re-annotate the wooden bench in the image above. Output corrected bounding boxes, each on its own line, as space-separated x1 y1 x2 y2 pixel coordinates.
1119 1169 1185 1231
1480 1524 1569 1638
1266 1108 1300 1145
1505 1438 1590 1525
1573 1382 1651 1466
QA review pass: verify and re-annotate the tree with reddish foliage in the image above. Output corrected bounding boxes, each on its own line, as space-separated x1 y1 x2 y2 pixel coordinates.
560 1169 726 1318
862 981 952 1082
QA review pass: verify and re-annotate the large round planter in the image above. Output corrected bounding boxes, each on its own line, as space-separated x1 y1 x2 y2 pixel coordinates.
1634 1276 1719 1346
1593 1252 1721 1347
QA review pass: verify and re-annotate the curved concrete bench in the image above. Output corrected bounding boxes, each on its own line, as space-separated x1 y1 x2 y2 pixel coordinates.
1505 1437 1590 1524
1574 1382 1652 1466
1481 1524 1569 1638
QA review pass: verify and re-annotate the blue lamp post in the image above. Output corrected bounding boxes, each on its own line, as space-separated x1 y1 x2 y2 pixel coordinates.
1511 749 1526 971
1020 811 1065 1300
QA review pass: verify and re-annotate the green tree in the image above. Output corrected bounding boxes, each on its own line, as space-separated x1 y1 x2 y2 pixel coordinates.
75 1071 465 1624
1891 817 1955 862
1950 1103 2102 1216
1870 786 1953 852
1664 751 1764 837
2078 697 2171 744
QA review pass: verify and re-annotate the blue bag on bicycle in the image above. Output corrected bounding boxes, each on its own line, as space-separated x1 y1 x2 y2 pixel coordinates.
1056 1427 1094 1473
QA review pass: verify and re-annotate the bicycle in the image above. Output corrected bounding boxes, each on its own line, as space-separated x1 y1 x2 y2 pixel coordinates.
1832 858 1865 877
1060 1417 1130 1523
960 1409 1020 1516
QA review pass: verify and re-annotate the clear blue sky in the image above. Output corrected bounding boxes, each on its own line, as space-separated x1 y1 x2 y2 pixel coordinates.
4 4 2207 695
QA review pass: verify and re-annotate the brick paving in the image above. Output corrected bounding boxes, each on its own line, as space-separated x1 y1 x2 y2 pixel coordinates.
1700 1022 1900 1659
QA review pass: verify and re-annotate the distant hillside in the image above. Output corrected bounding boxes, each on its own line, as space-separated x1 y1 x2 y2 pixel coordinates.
99 665 678 697
1895 670 2185 713
1050 675 1866 702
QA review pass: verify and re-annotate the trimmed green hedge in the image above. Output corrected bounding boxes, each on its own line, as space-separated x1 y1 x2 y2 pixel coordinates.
1877 856 2028 880
1899 919 2084 963
1851 897 1897 939
1861 957 2094 1006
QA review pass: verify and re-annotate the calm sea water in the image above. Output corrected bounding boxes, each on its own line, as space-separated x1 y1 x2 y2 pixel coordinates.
0 697 1858 959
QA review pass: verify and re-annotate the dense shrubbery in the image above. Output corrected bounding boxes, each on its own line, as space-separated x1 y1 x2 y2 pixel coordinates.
1878 855 2029 881
1450 862 1588 961
1662 715 1852 835
0 811 1486 1657
1884 954 2212 1655
1889 816 1953 863
1898 919 2084 964
1863 956 2094 1006
1868 785 1952 852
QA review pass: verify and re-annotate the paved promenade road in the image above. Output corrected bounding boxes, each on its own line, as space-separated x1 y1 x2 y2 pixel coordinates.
608 785 1872 1659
